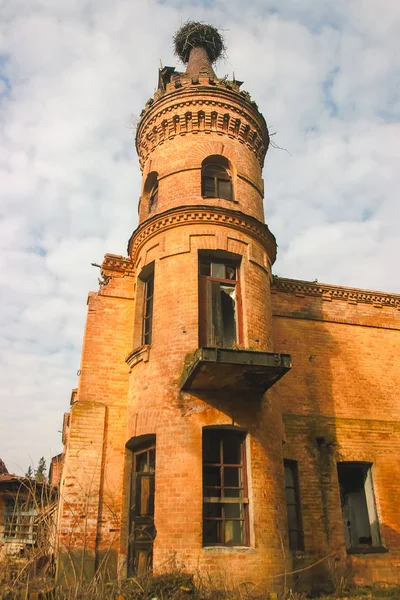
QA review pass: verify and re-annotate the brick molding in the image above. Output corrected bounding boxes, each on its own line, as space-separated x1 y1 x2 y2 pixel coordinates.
272 276 400 309
136 95 268 169
127 205 276 262
102 254 135 276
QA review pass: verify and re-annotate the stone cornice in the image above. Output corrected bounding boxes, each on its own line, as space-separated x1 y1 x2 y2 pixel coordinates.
272 276 400 309
102 254 135 276
136 91 269 169
127 206 276 263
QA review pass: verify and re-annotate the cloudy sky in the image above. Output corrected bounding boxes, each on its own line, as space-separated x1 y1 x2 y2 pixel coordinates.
1 0 399 475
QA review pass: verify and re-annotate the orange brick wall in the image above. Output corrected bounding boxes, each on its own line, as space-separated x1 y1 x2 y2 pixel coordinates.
270 281 400 587
57 262 135 582
56 53 400 594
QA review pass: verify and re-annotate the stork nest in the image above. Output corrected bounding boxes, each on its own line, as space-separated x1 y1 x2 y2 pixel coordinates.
173 21 226 64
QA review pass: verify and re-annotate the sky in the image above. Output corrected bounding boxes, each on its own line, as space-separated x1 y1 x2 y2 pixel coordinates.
1 0 399 475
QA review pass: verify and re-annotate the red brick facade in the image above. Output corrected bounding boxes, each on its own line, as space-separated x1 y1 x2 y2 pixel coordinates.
56 38 400 594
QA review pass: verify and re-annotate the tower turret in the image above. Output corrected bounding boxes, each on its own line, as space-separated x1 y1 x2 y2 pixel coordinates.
125 23 291 587
57 24 291 595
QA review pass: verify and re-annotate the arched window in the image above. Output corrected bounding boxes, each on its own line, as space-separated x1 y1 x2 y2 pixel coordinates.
143 171 159 214
149 181 158 212
201 156 233 201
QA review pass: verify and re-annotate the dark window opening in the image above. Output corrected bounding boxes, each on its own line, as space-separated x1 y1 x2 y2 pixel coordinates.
284 460 304 551
203 429 249 546
199 259 241 348
142 275 154 345
149 182 158 212
128 444 156 576
143 171 159 215
201 157 233 201
337 463 381 551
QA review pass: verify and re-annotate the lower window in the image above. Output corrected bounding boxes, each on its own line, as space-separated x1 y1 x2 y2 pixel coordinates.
202 428 249 546
337 462 381 551
284 460 304 551
128 443 156 575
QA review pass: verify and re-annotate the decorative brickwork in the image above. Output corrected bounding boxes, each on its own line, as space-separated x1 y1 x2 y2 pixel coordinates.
102 253 135 275
128 205 276 263
136 89 269 169
272 276 400 309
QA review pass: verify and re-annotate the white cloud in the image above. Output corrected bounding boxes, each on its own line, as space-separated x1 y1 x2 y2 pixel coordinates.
0 0 399 473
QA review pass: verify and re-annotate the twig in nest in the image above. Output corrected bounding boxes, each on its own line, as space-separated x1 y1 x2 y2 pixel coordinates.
173 21 226 64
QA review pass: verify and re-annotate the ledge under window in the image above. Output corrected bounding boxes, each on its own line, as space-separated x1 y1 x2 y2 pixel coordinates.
201 195 239 204
346 546 388 555
126 345 151 369
203 546 255 554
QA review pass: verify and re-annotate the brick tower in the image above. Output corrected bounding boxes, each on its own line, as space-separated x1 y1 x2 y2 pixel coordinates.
57 23 292 591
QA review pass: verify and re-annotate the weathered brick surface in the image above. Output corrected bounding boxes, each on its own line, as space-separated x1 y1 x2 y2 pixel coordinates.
270 281 400 587
57 50 400 593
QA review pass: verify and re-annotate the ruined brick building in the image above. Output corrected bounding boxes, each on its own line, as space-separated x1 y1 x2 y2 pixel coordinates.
56 24 400 593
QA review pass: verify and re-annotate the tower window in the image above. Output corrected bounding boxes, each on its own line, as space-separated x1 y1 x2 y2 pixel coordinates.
142 274 154 345
149 181 158 212
132 262 155 351
284 460 304 551
201 156 233 201
198 258 241 348
203 429 249 546
143 171 159 214
337 462 382 552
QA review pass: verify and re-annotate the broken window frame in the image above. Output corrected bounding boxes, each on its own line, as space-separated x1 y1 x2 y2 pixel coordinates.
128 443 156 576
284 460 304 552
198 259 242 348
3 496 37 544
202 428 249 547
337 462 383 553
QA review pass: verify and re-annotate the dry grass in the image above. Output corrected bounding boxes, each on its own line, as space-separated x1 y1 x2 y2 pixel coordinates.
2 571 400 600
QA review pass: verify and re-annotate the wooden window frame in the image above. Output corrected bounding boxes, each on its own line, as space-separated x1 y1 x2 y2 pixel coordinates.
3 496 37 544
128 443 156 576
284 460 304 552
201 161 233 201
202 429 249 547
337 462 383 553
142 274 154 346
198 259 243 348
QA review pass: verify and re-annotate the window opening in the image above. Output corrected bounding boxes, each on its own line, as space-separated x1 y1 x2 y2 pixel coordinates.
142 275 154 345
128 445 156 576
3 497 37 544
202 429 249 546
202 158 233 201
149 181 158 212
337 463 381 550
199 259 240 347
284 460 304 551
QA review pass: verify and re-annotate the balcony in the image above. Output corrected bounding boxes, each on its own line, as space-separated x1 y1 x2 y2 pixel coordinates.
181 347 292 394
